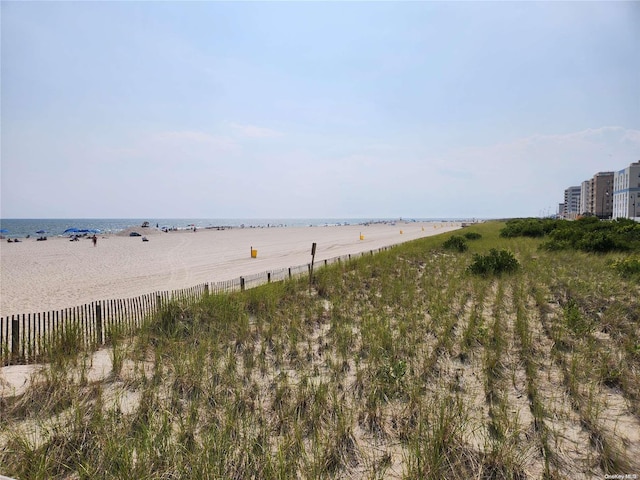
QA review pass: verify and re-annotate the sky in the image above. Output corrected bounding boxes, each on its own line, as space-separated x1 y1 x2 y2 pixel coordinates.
1 1 639 219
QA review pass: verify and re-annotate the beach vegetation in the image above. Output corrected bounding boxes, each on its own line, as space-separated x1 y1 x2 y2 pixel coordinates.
463 231 482 240
2 220 640 478
468 249 519 276
500 217 640 253
500 218 552 238
610 255 640 280
442 235 468 252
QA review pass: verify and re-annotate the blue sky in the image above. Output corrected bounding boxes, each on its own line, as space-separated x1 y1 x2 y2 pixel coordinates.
2 1 639 219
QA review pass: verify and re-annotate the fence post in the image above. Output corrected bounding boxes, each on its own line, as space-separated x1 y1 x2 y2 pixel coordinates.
310 242 316 285
157 294 162 312
36 312 41 360
26 313 32 361
11 317 19 364
268 272 271 283
240 277 245 291
96 303 103 346
288 268 292 279
204 283 209 296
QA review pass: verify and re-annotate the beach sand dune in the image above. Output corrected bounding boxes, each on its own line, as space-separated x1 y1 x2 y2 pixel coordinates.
0 222 461 317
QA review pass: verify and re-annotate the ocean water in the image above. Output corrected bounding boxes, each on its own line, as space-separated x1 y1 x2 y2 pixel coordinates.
0 217 461 238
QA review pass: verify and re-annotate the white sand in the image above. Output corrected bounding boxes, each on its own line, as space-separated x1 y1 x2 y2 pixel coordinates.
0 222 461 318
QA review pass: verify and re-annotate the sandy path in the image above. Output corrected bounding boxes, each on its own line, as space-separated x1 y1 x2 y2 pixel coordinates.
0 222 460 317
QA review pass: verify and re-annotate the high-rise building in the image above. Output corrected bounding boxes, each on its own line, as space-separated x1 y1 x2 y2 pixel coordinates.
580 180 591 215
613 161 640 220
590 172 614 219
563 186 581 219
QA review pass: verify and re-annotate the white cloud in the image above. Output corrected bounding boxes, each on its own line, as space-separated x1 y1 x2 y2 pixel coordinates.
150 130 238 153
622 129 640 146
228 122 284 139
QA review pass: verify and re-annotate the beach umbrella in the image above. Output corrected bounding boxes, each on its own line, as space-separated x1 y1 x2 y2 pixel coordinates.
36 230 47 234
87 229 101 234
0 229 8 234
63 228 80 234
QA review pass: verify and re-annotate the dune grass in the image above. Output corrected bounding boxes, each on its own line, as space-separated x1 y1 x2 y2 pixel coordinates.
1 221 639 479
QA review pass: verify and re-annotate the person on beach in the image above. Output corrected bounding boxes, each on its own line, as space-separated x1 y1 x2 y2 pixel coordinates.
92 235 97 247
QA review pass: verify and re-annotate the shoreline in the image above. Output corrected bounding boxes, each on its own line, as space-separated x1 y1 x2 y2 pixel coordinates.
0 221 462 318
0 217 478 239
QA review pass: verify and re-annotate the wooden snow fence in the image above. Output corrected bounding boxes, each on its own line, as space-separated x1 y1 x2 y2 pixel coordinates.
1 247 391 365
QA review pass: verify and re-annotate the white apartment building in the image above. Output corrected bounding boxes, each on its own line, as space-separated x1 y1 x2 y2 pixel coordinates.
563 186 581 219
580 180 591 215
613 161 640 220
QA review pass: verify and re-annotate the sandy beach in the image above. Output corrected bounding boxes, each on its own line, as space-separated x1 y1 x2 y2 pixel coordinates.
0 221 461 318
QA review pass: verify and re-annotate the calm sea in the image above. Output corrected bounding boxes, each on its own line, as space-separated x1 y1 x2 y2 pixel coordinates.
0 218 462 238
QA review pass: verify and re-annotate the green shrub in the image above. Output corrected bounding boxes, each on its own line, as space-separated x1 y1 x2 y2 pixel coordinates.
468 249 519 276
576 231 626 253
500 218 550 238
442 235 468 252
611 256 640 279
547 226 583 244
503 217 640 253
540 239 571 251
463 231 482 240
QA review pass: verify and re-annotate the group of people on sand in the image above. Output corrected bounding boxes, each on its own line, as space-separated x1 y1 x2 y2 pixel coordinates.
5 233 145 246
6 236 47 242
69 234 98 245
5 234 98 244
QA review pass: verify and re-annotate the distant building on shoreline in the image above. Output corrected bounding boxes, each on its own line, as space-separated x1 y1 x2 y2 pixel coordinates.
558 161 639 222
580 180 591 216
590 171 614 219
563 186 581 219
613 161 640 220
